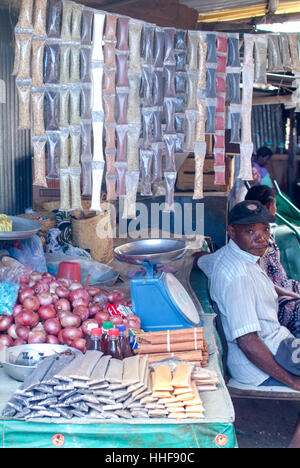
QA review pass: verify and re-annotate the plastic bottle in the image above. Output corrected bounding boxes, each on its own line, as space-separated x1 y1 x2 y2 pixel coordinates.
106 328 123 360
116 324 133 358
101 321 114 355
86 328 102 351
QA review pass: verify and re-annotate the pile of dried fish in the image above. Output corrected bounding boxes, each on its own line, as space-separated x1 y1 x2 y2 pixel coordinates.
2 351 157 421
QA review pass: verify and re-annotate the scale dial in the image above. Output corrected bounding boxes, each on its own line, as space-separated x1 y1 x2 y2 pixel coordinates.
163 273 201 325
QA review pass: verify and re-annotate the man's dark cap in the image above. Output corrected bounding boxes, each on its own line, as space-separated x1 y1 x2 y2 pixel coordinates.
228 200 276 226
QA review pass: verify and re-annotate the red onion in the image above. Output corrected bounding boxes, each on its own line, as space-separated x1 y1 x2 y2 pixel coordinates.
0 315 13 332
14 338 26 346
71 338 86 353
34 282 49 295
23 295 40 312
81 319 99 336
28 329 47 344
95 311 111 324
8 324 18 340
58 278 72 287
55 298 71 313
88 303 101 317
16 325 30 341
68 281 82 291
58 330 65 344
127 319 141 329
93 291 109 306
60 312 81 328
30 272 42 283
13 304 23 318
62 327 83 346
49 280 60 294
107 290 125 304
51 294 59 305
15 310 39 327
44 318 61 336
0 334 13 349
38 304 56 321
37 292 53 306
18 287 35 304
72 298 89 308
73 305 89 322
20 275 30 285
69 288 90 304
55 285 70 299
86 286 100 297
47 335 60 344
111 315 124 325
41 273 54 284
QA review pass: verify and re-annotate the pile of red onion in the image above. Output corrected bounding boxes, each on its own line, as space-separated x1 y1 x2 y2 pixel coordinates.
0 272 141 352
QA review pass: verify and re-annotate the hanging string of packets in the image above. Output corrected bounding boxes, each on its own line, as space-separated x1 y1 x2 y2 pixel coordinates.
14 0 300 216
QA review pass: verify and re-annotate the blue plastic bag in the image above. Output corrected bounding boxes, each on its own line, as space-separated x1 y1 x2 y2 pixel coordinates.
8 235 47 273
0 280 20 316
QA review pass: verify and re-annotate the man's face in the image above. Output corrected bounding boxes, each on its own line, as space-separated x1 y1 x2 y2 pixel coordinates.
227 222 270 257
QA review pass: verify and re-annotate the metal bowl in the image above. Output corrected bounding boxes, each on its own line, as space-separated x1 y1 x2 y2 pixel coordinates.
2 344 81 382
0 216 41 240
114 239 186 265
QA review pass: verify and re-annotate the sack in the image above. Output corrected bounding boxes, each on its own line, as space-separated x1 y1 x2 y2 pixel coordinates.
8 235 47 273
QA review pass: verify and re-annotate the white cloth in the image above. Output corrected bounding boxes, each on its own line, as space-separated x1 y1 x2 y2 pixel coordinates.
198 240 292 386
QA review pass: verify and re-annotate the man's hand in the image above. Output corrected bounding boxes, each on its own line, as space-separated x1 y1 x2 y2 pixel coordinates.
192 251 210 270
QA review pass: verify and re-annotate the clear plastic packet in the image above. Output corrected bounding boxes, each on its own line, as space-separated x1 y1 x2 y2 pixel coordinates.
70 46 80 83
141 66 153 106
142 24 154 65
81 159 92 196
186 72 198 110
106 172 117 201
81 9 94 46
80 84 92 120
164 172 176 213
216 74 226 93
140 149 153 196
116 90 128 125
60 44 71 83
31 38 45 87
80 46 92 83
153 27 165 68
175 95 186 114
70 129 81 168
104 42 116 68
60 1 72 42
198 39 208 90
12 33 21 76
59 170 71 212
238 142 253 180
163 134 176 172
127 126 140 171
92 12 106 62
16 34 32 80
229 104 241 144
104 124 116 151
205 104 216 135
175 52 186 72
33 0 47 37
46 131 60 179
152 142 163 183
164 28 176 65
122 171 140 219
16 0 34 30
104 95 116 124
103 69 116 95
92 120 105 161
104 14 118 42
196 98 206 142
214 132 225 150
175 30 187 50
187 31 199 71
80 121 92 158
184 109 197 151
70 168 83 211
47 0 62 39
217 54 227 74
254 35 268 85
59 86 70 127
206 66 217 98
279 33 292 71
142 108 154 149
32 138 47 187
17 85 31 130
70 85 81 126
288 34 300 74
152 109 163 142
116 125 128 162
175 74 186 94
206 33 217 63
44 42 60 84
127 75 141 124
71 3 83 42
193 142 206 200
128 20 143 74
227 72 241 104
214 165 226 185
59 129 70 169
117 17 129 52
92 66 104 113
164 65 176 98
115 161 127 196
267 34 283 72
227 34 240 68
0 269 31 288
164 98 176 135
90 161 105 212
175 114 185 134
116 52 129 88
45 88 59 131
31 91 45 136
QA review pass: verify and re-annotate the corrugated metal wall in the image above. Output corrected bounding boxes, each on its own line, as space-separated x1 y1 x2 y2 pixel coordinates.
252 103 286 153
0 6 32 216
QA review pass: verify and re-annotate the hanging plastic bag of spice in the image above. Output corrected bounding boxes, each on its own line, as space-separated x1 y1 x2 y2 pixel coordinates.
81 9 94 46
70 86 81 127
44 42 60 84
60 1 72 42
59 86 70 128
17 85 31 130
31 90 45 136
80 85 92 121
33 0 47 37
128 20 143 74
70 168 83 212
92 12 105 62
31 38 45 87
16 34 32 81
80 46 92 83
59 170 71 212
32 138 47 187
46 131 60 179
59 129 70 169
70 46 80 83
47 0 62 39
71 3 83 42
45 88 59 131
140 149 153 196
60 44 71 84
164 172 177 213
122 171 140 219
16 0 34 31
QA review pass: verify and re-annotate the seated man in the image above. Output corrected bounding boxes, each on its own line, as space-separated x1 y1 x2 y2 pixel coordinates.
197 200 300 448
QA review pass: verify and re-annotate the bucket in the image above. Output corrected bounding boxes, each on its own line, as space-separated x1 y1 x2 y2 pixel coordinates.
56 261 81 283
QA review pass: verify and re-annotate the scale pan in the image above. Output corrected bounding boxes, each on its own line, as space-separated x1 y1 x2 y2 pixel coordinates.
114 239 186 265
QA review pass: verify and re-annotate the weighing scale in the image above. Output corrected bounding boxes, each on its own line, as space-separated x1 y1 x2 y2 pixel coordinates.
114 239 202 331
0 216 41 240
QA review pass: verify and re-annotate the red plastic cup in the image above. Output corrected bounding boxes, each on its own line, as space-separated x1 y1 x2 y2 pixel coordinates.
56 262 82 283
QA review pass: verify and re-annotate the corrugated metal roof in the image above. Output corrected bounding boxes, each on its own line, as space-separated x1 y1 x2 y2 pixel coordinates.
178 0 268 13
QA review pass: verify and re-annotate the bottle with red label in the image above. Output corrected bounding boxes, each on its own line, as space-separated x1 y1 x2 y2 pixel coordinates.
86 328 102 351
116 324 133 358
106 328 123 360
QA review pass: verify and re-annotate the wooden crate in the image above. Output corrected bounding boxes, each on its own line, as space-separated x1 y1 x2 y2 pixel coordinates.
176 154 235 192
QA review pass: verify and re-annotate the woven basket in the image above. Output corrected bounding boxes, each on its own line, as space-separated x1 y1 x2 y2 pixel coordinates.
36 199 96 218
16 212 56 232
71 203 114 264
